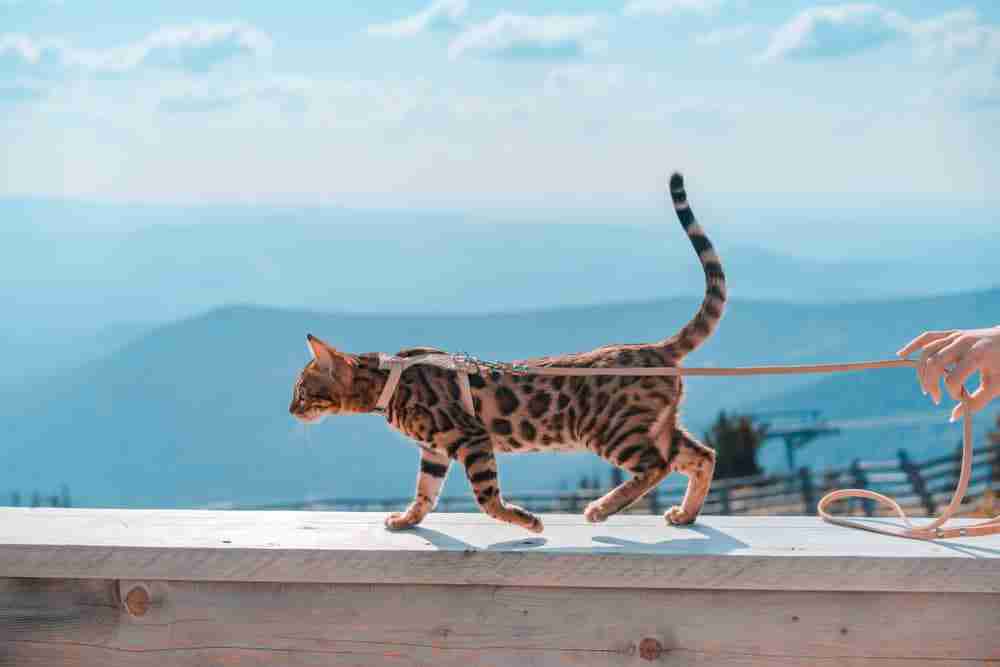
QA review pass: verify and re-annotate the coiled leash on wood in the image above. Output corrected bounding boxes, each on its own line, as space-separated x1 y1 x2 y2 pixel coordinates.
375 354 1000 540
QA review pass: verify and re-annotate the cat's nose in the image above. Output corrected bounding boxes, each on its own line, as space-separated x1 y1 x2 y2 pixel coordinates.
289 400 297 414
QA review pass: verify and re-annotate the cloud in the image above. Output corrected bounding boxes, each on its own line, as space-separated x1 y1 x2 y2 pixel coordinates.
78 23 272 73
367 0 468 38
910 10 1000 64
448 13 604 61
759 4 908 63
623 0 721 17
695 25 754 47
758 6 1000 109
926 40 1000 109
0 23 271 76
0 83 44 104
544 64 626 96
158 80 309 114
159 92 243 114
0 34 66 75
965 87 1000 109
762 6 1000 67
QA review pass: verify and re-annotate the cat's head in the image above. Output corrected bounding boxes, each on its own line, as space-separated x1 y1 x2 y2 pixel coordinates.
289 334 362 423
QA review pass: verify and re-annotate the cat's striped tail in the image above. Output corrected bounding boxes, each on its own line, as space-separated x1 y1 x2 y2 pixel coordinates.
662 172 727 358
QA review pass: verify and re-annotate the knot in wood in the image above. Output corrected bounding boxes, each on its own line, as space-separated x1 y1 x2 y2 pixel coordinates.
638 637 664 661
124 585 150 617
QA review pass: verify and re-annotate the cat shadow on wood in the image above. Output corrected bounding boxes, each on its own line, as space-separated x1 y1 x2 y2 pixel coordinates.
403 522 747 555
405 526 548 552
590 523 749 554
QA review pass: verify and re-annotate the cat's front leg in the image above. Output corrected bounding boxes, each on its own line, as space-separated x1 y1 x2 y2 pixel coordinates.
457 439 544 534
385 447 451 531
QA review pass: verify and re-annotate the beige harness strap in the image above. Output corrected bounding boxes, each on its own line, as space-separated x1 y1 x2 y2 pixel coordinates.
372 352 999 539
375 353 476 416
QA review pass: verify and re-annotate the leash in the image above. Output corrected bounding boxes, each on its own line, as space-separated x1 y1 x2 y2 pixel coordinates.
374 353 1000 540
815 385 1000 540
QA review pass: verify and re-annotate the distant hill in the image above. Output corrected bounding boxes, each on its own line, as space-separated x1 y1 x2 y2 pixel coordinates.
3 288 998 509
4 196 999 385
0 321 152 390
741 290 1000 471
0 213 877 383
0 212 909 326
745 363 999 473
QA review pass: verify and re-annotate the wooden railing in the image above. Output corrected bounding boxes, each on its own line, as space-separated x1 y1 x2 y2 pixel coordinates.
246 441 999 518
1 509 998 665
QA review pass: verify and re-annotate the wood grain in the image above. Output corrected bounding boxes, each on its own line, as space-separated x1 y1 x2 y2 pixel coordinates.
1 509 998 593
2 578 997 666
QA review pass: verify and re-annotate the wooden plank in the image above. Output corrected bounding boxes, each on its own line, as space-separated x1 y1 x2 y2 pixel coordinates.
2 578 996 666
1 509 998 593
0 579 163 667
1 645 984 667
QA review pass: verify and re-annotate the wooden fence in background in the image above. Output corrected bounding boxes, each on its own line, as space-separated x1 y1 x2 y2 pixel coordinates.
246 441 999 518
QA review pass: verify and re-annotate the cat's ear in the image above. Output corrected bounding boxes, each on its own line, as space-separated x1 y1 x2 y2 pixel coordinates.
307 333 336 371
306 334 356 385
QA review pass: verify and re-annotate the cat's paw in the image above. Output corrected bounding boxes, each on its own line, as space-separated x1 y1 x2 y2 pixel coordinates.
525 515 545 534
664 505 695 526
583 501 609 524
384 512 421 531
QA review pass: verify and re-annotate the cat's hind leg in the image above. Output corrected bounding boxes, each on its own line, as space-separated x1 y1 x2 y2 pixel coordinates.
662 428 716 526
385 447 451 530
457 437 544 533
586 439 668 523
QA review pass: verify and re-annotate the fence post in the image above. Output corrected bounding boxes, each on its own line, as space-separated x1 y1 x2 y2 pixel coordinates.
567 491 579 514
648 488 660 515
850 459 874 517
822 470 838 497
718 485 731 515
899 449 935 516
988 436 998 491
798 467 816 515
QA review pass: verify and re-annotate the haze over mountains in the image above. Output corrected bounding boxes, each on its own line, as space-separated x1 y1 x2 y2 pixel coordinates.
3 290 997 509
3 196 998 382
2 197 997 508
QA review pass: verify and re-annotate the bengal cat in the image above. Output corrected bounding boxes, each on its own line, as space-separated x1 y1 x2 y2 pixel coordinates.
290 173 725 533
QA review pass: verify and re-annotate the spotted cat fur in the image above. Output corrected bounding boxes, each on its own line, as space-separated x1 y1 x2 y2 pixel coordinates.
290 173 725 532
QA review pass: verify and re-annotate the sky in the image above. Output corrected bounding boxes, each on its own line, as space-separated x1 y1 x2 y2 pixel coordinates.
2 1 999 210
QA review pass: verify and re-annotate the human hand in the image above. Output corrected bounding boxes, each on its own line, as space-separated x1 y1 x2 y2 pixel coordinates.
897 326 1000 421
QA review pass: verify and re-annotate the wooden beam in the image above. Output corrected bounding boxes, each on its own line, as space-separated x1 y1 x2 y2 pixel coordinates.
0 509 997 593
2 509 998 666
2 579 998 665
